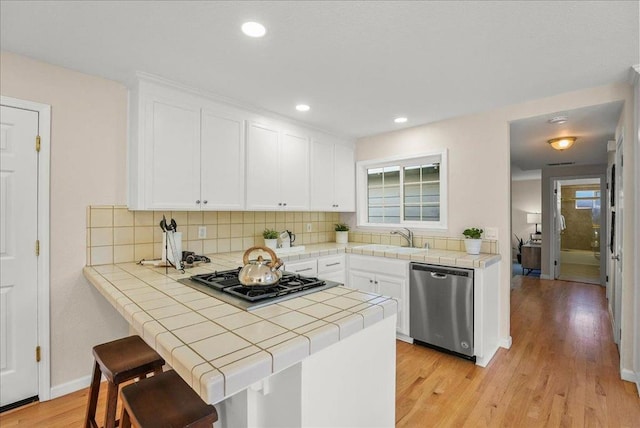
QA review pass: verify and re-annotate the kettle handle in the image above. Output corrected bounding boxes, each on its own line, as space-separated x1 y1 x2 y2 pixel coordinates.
242 246 283 270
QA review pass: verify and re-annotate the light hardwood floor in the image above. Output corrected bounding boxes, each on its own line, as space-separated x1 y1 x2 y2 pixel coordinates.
2 276 639 427
396 276 640 427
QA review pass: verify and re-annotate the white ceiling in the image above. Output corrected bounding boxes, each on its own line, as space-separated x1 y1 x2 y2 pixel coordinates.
510 101 624 178
0 1 637 140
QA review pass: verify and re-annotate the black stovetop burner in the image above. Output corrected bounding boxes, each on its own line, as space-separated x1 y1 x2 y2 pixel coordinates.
189 269 326 302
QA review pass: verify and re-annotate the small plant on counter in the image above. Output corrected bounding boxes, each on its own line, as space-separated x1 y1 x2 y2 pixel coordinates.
262 229 279 239
462 228 483 255
462 228 483 239
334 223 350 232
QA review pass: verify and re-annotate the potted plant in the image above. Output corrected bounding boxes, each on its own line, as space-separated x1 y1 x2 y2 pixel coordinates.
335 223 350 244
263 228 279 250
462 227 483 255
513 234 524 264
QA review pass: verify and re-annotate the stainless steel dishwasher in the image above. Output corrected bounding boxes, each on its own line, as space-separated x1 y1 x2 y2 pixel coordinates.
409 263 475 361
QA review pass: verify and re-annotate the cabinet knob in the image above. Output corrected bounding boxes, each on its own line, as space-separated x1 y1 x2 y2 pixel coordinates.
203 200 208 205
369 279 373 283
196 200 201 204
374 280 378 284
278 202 283 206
283 202 287 206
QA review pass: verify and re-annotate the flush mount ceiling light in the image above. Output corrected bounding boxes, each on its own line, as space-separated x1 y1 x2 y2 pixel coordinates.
547 137 577 151
548 115 568 125
241 22 266 38
394 117 408 123
296 104 310 112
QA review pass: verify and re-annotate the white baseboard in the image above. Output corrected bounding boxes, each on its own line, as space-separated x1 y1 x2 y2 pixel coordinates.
540 274 551 280
49 374 93 400
499 336 512 349
621 368 638 385
396 333 413 344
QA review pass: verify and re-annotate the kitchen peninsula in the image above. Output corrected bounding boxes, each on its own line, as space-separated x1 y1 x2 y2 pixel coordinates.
84 258 398 427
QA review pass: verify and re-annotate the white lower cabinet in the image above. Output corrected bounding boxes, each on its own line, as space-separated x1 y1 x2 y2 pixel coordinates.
317 254 346 284
283 255 347 285
283 259 317 277
348 255 409 336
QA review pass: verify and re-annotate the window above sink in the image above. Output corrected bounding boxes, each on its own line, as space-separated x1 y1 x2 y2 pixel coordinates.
356 149 448 230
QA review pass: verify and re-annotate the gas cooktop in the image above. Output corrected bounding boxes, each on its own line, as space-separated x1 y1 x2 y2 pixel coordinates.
179 268 340 311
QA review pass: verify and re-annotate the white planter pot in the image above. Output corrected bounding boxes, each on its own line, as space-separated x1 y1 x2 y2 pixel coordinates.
335 231 349 244
264 238 278 250
464 239 482 255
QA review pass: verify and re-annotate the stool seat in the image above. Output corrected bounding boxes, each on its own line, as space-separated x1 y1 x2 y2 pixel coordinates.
93 335 165 385
85 335 165 428
120 370 218 428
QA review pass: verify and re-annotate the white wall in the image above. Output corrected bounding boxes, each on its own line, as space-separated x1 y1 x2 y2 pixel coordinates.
0 51 129 390
356 81 635 361
511 179 541 260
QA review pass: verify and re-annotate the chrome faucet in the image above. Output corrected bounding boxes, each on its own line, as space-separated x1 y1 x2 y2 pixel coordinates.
391 228 414 247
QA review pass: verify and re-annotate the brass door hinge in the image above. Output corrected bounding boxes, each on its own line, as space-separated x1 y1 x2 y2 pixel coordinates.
35 135 41 152
36 346 41 362
36 240 40 256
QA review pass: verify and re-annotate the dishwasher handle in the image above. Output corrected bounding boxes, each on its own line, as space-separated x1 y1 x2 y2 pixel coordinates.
430 272 448 280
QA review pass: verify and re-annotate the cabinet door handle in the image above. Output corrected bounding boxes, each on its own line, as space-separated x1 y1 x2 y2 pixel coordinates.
196 200 201 204
295 267 313 272
325 262 340 267
374 280 378 284
203 200 208 205
369 279 373 283
283 202 287 206
278 202 283 206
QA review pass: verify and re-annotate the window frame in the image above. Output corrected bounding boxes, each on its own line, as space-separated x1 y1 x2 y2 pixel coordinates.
356 149 448 230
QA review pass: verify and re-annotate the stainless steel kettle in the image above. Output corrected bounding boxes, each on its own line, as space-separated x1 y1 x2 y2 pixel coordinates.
238 246 283 286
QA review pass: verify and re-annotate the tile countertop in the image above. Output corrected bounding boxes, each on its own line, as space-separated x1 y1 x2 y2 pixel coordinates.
262 242 502 269
83 262 398 405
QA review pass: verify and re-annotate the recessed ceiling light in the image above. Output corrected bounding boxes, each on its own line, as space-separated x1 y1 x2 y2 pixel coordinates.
241 22 266 38
548 116 568 125
394 117 408 123
296 104 310 112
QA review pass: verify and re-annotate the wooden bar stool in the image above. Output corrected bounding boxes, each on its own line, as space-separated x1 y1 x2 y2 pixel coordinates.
119 369 218 428
84 335 165 428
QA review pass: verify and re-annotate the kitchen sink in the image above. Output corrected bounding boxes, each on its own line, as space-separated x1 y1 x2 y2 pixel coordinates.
274 246 306 255
351 244 399 251
389 247 424 254
352 244 424 254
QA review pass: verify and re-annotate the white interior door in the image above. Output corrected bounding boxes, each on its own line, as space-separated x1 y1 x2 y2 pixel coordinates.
0 105 39 407
612 136 623 345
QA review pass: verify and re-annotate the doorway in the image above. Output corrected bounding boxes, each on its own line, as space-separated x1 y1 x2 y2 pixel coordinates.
550 177 606 286
555 178 602 284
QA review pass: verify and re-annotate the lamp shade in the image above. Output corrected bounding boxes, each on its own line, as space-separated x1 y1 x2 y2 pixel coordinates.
527 213 542 224
548 137 576 151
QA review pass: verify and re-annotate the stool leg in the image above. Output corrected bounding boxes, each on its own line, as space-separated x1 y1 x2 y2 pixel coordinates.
104 381 119 428
84 362 102 428
120 405 132 428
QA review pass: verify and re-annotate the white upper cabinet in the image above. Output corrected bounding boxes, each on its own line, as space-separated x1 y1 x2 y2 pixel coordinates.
310 139 355 211
129 74 352 212
129 78 245 211
143 97 201 210
200 109 245 210
246 121 309 210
